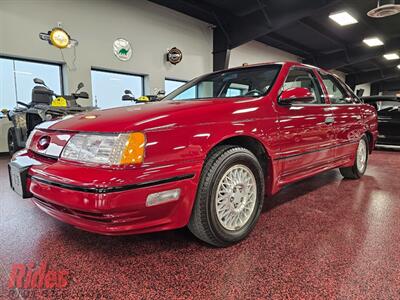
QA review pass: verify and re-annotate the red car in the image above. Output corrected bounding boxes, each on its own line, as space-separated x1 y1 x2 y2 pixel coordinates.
9 62 378 247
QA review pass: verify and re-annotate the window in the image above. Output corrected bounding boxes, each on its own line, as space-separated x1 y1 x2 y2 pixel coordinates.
282 68 323 104
164 65 281 101
0 57 62 112
91 69 143 109
165 79 186 94
319 72 351 104
227 83 250 97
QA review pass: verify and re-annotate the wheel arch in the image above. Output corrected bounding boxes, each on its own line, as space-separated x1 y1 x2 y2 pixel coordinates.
364 130 373 153
206 135 274 195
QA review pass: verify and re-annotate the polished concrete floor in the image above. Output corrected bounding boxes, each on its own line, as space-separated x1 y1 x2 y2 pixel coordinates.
1 150 400 299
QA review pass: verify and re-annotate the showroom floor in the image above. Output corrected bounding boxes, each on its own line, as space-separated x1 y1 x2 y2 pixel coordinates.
1 150 400 299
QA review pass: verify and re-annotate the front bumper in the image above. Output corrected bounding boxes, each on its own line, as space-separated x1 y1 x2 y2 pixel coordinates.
10 152 202 235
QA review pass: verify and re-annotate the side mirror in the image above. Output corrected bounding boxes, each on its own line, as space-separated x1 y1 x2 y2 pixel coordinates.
122 95 135 101
33 78 45 85
279 87 315 105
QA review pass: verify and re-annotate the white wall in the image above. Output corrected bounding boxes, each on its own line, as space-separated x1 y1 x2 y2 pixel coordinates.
355 83 371 96
230 41 299 67
0 0 214 152
0 0 301 152
0 0 213 99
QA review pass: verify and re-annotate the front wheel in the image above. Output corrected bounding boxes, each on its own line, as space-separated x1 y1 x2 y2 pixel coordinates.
340 135 369 179
188 146 265 247
7 128 21 156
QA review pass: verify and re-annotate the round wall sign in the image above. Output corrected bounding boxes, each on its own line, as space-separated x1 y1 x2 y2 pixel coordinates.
113 38 132 61
167 47 183 65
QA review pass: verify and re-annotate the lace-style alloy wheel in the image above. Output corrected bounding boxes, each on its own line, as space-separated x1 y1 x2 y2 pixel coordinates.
340 135 369 179
189 146 265 247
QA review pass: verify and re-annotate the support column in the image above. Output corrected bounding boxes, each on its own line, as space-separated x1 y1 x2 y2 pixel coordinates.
213 28 230 71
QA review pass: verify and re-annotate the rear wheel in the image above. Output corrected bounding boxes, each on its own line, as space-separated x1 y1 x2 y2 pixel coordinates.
7 128 20 156
340 135 369 179
188 146 265 247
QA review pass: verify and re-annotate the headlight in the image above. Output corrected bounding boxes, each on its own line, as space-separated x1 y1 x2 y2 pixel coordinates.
61 132 145 166
25 129 37 149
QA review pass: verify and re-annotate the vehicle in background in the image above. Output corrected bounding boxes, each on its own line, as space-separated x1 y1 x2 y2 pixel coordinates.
122 89 166 103
9 62 378 247
3 78 93 155
362 95 400 148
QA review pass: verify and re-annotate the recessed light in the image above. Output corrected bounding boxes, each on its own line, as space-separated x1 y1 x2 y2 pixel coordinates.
384 53 400 60
329 11 358 26
398 65 400 69
363 37 384 47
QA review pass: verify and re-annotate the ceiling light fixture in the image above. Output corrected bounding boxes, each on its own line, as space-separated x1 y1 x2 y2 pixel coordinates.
363 37 384 47
397 64 400 69
329 11 358 26
384 53 400 60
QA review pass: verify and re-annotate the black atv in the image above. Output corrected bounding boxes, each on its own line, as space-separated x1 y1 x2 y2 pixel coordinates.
121 89 165 103
3 78 94 155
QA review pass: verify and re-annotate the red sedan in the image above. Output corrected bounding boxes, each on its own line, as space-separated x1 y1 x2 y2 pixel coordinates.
9 62 378 247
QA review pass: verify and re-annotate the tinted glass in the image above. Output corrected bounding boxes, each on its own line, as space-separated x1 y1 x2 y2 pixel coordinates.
164 65 281 101
283 68 323 104
319 73 351 104
165 79 186 94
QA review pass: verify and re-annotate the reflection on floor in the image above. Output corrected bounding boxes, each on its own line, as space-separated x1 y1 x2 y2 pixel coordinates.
1 150 400 299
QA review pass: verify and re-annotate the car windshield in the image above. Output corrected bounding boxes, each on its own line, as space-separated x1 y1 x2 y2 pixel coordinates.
164 65 281 101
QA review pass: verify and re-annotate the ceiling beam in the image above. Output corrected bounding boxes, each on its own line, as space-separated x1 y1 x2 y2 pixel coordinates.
346 67 400 86
227 0 342 49
305 37 400 70
148 0 232 25
380 80 400 91
260 32 314 57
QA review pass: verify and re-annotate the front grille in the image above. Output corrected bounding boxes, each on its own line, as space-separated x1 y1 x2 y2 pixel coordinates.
33 197 144 224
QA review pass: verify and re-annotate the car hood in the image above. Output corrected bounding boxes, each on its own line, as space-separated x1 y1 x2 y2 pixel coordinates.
37 98 264 133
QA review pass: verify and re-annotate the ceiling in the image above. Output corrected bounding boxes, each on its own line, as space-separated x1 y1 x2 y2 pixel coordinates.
148 0 400 90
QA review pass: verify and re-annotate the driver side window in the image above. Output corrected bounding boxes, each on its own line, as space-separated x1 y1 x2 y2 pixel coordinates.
283 68 324 104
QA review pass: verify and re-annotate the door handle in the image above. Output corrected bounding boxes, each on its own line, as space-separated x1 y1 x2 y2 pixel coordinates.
325 117 335 124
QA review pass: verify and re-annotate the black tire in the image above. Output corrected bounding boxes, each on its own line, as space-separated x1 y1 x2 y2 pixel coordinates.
188 146 265 247
340 135 369 179
7 127 20 156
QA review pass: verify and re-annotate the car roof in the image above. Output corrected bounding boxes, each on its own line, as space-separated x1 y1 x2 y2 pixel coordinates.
219 61 329 74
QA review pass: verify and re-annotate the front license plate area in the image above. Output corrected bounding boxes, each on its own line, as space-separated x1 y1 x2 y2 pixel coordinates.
8 162 32 199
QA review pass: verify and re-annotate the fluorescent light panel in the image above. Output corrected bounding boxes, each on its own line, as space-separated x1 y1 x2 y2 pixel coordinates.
363 37 384 47
383 53 400 60
329 11 358 26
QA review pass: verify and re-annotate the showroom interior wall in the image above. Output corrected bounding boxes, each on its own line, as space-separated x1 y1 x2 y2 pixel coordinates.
0 0 301 152
355 83 372 96
229 41 299 67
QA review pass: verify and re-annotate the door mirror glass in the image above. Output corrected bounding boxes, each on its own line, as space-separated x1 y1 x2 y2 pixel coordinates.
279 87 315 105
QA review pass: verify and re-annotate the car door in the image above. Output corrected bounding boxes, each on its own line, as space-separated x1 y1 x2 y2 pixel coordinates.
317 71 364 162
275 67 335 181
